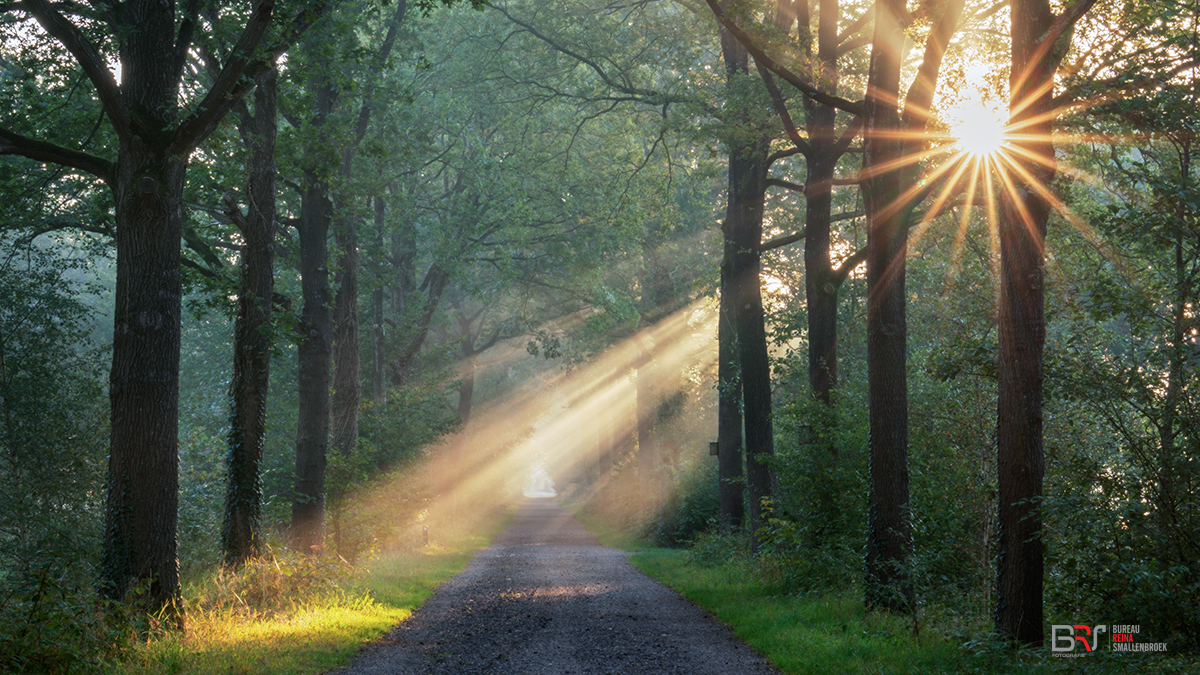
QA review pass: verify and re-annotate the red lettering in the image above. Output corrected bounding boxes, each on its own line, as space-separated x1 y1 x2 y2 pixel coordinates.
1114 634 1133 642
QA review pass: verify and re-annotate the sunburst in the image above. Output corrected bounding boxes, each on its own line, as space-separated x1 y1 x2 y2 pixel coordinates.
947 101 1009 159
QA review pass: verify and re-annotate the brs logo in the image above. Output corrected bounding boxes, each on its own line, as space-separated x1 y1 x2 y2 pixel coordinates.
1052 624 1107 652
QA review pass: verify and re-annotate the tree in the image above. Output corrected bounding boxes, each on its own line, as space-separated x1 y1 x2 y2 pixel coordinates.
994 0 1097 643
1 0 312 611
708 0 969 611
222 69 280 567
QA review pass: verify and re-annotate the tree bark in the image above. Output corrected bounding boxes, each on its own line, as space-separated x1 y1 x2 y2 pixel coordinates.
291 75 336 550
721 27 775 548
331 214 360 457
995 0 1056 644
717 242 744 531
222 69 278 567
862 0 913 613
372 199 388 405
102 142 185 610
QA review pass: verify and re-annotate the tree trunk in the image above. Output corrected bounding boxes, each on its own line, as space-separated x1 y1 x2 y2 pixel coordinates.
331 214 360 457
805 141 840 405
101 143 185 611
222 70 278 567
803 0 844 407
995 0 1055 643
98 0 185 610
717 241 744 531
727 141 774 548
291 73 335 550
635 346 658 493
458 356 476 426
720 26 774 547
372 199 387 405
862 0 913 613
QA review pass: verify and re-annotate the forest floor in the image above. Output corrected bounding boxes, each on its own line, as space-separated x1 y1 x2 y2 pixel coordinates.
331 498 780 674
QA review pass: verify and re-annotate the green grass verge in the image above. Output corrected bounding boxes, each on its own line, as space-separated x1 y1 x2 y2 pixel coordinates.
108 506 514 675
572 511 1194 675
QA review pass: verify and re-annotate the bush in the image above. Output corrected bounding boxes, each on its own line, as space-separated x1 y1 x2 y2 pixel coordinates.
0 561 120 674
653 458 719 547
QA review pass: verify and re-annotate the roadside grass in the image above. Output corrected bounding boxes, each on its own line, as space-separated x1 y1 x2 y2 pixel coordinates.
573 510 1194 675
107 506 513 675
628 548 1009 675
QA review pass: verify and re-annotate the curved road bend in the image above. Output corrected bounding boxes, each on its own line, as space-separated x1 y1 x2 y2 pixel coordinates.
334 499 779 675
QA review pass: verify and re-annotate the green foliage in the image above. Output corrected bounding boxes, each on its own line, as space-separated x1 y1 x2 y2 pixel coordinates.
0 564 122 675
758 385 868 594
653 457 719 547
0 233 111 672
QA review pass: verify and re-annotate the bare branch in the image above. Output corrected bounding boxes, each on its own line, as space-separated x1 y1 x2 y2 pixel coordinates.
836 1 875 44
760 230 804 251
901 0 965 131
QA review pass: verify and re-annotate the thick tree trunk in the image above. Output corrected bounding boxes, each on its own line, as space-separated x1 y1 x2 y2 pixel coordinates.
717 244 744 531
862 0 913 613
222 70 278 567
331 215 360 457
101 144 185 611
995 0 1055 643
804 0 843 407
99 0 184 609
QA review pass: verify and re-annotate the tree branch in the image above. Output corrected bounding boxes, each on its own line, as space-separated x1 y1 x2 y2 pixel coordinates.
704 0 864 116
760 69 810 155
0 124 114 181
19 0 129 138
171 0 277 153
759 210 864 251
760 230 804 251
1039 0 1100 50
494 5 679 106
901 0 965 131
837 2 875 44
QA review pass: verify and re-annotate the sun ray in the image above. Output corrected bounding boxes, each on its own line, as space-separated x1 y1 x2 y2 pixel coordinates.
856 142 960 182
982 161 1002 298
944 159 982 292
907 153 975 251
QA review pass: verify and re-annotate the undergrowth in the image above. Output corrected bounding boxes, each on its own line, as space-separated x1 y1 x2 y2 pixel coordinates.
104 504 513 675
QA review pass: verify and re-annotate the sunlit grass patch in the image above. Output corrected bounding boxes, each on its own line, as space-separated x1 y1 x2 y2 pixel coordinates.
107 505 514 675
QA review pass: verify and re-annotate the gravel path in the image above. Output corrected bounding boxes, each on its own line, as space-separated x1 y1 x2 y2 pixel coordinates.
333 499 779 674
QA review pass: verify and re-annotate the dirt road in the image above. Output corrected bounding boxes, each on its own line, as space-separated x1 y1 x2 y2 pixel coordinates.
334 499 779 674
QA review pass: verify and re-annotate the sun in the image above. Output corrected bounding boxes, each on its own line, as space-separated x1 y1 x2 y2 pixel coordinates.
947 101 1008 158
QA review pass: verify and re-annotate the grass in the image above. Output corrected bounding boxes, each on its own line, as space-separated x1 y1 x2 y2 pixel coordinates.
108 506 513 675
572 511 1194 675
